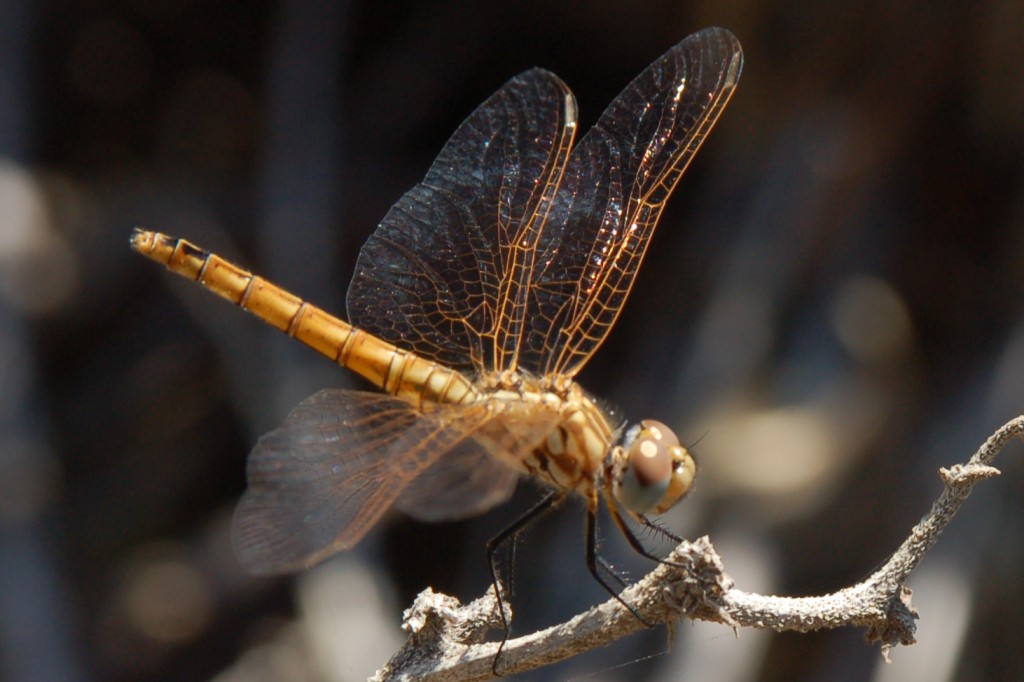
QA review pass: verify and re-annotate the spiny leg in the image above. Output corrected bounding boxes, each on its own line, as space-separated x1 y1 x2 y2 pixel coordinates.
485 491 565 676
604 496 673 566
638 514 684 544
609 502 690 572
636 513 701 572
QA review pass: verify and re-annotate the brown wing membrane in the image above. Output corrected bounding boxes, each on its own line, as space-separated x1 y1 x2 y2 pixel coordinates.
347 69 577 374
394 404 564 521
521 27 743 377
232 390 499 574
394 437 519 522
232 389 563 573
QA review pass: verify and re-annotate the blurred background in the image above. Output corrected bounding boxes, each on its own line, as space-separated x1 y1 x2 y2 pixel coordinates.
2 0 1024 680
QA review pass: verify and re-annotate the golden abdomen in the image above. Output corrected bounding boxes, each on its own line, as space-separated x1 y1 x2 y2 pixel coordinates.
131 229 478 406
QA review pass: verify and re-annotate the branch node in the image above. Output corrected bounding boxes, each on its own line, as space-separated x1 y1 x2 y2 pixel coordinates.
401 586 507 648
663 536 737 628
864 585 918 662
373 587 507 681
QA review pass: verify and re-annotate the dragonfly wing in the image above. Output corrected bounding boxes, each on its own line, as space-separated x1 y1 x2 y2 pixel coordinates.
347 69 577 374
394 438 519 522
395 405 564 521
521 27 743 377
231 389 499 574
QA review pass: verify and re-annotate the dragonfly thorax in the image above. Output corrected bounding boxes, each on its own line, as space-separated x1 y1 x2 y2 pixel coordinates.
474 372 695 514
477 371 619 496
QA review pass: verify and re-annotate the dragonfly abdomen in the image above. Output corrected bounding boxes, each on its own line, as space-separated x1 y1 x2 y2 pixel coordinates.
131 229 478 405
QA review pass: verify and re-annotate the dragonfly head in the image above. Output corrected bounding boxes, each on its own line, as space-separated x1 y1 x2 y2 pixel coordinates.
612 420 696 515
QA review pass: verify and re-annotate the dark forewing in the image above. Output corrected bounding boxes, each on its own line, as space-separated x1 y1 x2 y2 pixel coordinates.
520 27 743 377
347 70 577 374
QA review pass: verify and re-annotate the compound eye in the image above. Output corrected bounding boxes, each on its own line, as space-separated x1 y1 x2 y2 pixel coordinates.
654 444 696 514
616 420 681 514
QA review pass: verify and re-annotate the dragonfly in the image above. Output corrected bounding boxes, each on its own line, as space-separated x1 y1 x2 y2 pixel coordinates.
133 25 741 625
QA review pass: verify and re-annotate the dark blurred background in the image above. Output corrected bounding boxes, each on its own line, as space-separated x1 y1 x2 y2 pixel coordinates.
2 0 1024 680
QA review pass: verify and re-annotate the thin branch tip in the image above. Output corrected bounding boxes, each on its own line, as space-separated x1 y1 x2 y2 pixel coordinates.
939 463 1000 485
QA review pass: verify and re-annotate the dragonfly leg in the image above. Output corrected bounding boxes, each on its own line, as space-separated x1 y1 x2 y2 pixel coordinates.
585 500 656 628
603 495 671 565
485 490 565 676
596 554 630 589
638 514 684 544
609 502 690 572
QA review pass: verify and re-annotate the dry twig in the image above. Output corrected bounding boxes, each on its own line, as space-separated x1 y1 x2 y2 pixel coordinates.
371 416 1024 681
